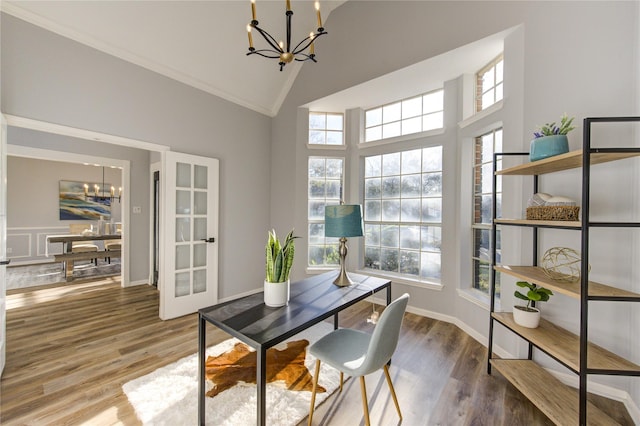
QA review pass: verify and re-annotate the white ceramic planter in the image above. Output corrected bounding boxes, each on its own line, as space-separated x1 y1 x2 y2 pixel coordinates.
264 279 290 307
513 306 541 328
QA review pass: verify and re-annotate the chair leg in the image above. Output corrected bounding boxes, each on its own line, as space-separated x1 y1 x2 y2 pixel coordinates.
308 359 321 426
383 364 402 420
359 376 370 426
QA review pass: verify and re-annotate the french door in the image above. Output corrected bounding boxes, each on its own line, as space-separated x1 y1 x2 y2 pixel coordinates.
159 151 219 320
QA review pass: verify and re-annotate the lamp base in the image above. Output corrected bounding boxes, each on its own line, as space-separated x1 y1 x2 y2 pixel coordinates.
333 237 355 287
333 269 355 287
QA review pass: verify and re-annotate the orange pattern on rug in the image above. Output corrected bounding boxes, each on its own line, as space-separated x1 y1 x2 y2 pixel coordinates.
205 339 327 398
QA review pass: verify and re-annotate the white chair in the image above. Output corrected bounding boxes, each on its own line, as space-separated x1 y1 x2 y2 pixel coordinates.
69 223 99 266
308 293 409 426
104 222 122 263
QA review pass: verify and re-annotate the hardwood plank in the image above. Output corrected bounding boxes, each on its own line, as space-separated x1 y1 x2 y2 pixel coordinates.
490 359 619 425
1 278 633 425
495 265 640 300
492 312 640 372
496 149 640 176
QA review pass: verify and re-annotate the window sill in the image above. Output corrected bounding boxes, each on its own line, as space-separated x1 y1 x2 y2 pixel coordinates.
306 144 346 150
305 266 339 275
357 128 445 149
456 287 501 312
356 269 443 291
458 100 503 129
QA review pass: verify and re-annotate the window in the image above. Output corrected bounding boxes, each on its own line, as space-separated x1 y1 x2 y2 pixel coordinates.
308 157 344 266
472 129 502 295
363 146 442 282
476 55 503 112
364 89 444 143
309 112 344 145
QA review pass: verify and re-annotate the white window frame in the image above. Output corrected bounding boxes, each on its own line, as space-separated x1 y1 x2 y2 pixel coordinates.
307 156 345 269
471 128 502 295
308 112 345 147
362 145 443 286
476 55 504 113
363 89 444 143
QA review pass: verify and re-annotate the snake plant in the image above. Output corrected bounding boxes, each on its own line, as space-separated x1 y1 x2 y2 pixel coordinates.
265 229 298 283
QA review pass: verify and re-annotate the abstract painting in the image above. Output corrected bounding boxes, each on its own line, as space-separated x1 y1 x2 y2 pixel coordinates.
59 180 111 220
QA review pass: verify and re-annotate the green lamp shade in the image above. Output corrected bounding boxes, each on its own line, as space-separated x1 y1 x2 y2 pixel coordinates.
325 205 363 238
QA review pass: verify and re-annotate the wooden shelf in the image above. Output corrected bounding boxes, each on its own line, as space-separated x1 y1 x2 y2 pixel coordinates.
490 359 618 425
495 218 581 228
495 265 640 300
496 149 640 176
492 313 640 373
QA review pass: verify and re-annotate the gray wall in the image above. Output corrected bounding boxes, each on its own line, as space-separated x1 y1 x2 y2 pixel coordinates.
1 13 272 298
273 0 639 407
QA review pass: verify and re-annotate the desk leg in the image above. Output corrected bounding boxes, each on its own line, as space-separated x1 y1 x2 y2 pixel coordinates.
198 314 206 426
387 284 391 306
256 346 266 426
333 313 339 330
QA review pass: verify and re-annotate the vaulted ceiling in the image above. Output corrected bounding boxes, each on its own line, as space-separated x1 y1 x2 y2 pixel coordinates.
2 1 345 117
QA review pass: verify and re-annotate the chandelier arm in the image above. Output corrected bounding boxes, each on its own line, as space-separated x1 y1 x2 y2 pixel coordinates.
252 24 283 53
291 31 327 55
294 53 317 63
247 49 282 59
286 11 293 53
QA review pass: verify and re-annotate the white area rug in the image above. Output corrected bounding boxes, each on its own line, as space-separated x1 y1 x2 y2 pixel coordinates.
123 322 340 426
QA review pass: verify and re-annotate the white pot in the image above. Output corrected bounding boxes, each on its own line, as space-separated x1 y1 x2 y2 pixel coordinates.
264 279 290 307
513 306 541 328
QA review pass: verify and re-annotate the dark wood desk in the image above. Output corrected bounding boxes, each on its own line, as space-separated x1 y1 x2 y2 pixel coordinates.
198 271 392 426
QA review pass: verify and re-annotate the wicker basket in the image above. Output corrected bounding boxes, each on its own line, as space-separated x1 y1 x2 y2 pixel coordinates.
526 205 580 221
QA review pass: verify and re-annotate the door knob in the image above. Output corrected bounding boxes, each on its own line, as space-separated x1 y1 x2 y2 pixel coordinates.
201 237 216 243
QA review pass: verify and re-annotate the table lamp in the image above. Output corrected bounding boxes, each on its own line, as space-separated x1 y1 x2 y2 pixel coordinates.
325 204 364 286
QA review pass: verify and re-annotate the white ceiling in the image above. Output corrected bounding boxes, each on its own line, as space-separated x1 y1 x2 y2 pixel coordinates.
2 0 345 117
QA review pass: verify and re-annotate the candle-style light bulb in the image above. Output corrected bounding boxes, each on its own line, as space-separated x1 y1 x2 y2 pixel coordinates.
110 186 115 197
309 32 315 54
84 183 89 196
119 187 122 196
315 1 322 28
286 0 291 11
279 40 284 51
251 0 257 21
247 24 254 48
94 184 99 196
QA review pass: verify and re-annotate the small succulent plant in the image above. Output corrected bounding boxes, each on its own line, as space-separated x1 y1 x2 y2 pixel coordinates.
265 229 298 283
533 113 576 139
514 281 553 311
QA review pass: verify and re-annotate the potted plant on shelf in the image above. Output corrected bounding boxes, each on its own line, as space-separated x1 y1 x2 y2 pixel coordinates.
513 281 554 328
264 229 298 307
529 113 576 161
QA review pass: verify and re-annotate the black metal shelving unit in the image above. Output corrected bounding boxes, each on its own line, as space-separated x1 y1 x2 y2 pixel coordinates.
487 117 640 425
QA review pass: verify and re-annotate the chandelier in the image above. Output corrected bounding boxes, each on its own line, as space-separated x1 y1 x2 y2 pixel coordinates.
246 0 327 71
83 166 122 203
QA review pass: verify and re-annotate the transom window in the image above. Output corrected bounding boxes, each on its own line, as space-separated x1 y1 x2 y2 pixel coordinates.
363 146 442 282
308 157 344 266
472 128 502 295
476 55 503 112
309 112 344 145
364 89 444 143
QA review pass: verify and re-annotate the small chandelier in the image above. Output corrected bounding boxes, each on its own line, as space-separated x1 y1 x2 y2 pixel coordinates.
246 0 327 71
83 166 122 203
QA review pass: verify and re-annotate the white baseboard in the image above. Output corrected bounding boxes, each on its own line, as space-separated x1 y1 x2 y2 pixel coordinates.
218 287 262 304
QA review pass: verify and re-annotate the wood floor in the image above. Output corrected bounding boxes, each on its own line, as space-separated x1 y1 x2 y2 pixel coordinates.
1 279 633 425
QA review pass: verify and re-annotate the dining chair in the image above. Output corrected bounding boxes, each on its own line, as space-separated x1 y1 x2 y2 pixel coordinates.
307 293 410 426
68 223 99 266
104 222 122 263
